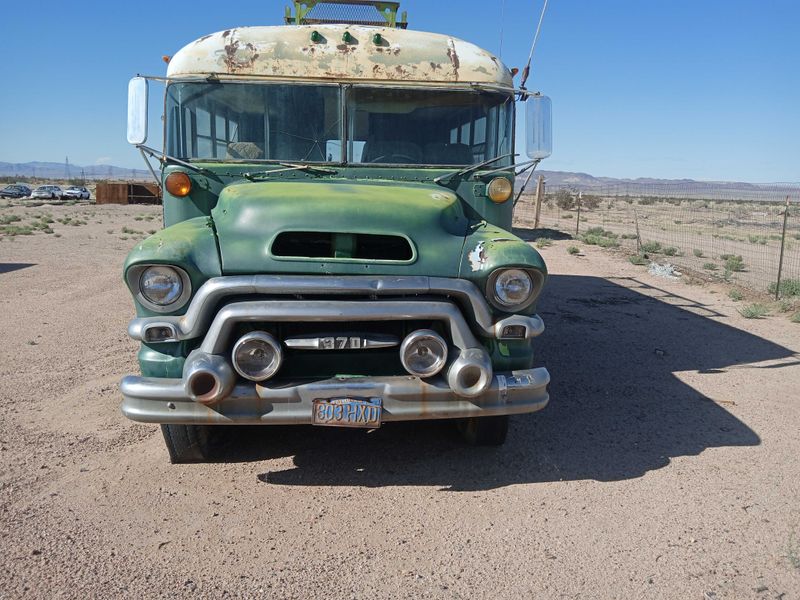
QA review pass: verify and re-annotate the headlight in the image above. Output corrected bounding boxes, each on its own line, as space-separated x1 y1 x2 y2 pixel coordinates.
490 268 534 309
127 264 192 312
140 266 183 305
487 177 513 203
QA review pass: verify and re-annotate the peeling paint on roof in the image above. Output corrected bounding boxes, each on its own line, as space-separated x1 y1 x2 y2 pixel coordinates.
166 25 513 87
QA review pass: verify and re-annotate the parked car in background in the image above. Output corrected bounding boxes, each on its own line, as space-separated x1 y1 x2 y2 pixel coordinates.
31 185 64 199
0 184 32 198
62 186 91 200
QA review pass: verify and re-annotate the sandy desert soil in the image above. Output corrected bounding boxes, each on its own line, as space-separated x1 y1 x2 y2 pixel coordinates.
0 203 799 599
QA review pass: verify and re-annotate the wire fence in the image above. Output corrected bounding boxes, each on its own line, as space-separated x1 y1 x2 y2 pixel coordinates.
513 180 800 298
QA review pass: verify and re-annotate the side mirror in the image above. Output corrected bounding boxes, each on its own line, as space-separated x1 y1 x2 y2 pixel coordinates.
526 95 552 159
127 77 148 145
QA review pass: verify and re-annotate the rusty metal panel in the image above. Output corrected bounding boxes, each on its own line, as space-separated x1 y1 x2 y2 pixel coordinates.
96 182 161 205
166 25 513 88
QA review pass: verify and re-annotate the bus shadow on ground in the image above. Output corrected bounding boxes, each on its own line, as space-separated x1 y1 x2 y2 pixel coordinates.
213 274 795 491
0 263 35 274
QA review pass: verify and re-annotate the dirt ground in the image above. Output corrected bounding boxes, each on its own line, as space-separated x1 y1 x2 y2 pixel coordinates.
1 202 799 599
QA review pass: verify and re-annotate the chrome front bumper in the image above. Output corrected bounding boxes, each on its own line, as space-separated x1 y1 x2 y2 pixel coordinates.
122 275 550 424
121 368 550 424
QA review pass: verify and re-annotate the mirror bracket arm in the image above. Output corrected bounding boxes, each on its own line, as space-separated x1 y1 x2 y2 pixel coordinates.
137 146 162 185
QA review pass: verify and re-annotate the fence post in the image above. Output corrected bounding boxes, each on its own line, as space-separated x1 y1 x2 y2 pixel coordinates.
575 191 582 237
634 209 642 254
533 175 545 229
775 195 791 300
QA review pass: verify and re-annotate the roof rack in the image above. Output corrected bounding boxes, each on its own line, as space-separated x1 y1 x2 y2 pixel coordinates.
285 1 408 29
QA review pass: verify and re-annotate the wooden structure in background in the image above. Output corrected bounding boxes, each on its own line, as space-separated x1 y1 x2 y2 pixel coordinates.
96 182 161 205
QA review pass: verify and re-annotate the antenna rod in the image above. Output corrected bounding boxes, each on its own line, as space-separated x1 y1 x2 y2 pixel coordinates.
520 0 549 89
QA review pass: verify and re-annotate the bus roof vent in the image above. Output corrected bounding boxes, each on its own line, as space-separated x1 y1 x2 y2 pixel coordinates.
285 1 408 29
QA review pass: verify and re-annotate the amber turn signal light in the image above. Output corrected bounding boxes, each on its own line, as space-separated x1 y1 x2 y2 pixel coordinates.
165 172 192 197
487 177 513 203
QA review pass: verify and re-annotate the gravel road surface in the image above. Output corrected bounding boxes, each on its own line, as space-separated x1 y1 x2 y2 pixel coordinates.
1 204 798 599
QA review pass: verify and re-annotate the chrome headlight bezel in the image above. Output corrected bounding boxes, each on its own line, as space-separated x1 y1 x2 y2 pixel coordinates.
486 267 543 312
126 264 192 313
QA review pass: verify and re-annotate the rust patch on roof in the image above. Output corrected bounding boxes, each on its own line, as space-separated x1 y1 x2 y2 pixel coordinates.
223 34 260 73
446 38 460 80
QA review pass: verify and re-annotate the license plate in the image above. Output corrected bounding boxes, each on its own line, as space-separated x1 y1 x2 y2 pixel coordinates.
312 397 382 428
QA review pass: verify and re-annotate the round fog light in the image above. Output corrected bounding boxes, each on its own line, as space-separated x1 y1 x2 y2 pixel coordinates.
231 332 282 381
400 330 448 378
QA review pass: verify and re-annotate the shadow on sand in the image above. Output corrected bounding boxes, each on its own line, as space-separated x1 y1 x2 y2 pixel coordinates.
512 226 573 242
0 263 36 274
206 274 794 491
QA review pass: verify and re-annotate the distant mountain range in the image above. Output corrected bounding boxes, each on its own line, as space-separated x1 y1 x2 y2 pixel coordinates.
519 170 797 201
0 161 151 181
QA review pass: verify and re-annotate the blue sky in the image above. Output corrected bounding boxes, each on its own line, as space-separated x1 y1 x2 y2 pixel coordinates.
0 0 797 182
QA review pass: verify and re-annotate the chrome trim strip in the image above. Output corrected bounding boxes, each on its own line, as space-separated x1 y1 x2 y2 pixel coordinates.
120 367 550 424
127 275 545 342
284 333 399 350
197 299 482 355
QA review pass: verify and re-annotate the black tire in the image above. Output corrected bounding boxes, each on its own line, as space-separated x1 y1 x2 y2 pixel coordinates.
160 424 213 463
456 415 509 446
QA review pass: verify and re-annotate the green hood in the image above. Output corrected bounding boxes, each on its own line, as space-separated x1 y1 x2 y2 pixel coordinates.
211 180 471 276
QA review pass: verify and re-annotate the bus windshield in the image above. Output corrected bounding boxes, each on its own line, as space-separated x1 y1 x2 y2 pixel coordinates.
166 82 513 166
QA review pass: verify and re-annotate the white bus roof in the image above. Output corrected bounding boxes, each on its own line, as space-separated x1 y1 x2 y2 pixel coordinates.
166 24 514 89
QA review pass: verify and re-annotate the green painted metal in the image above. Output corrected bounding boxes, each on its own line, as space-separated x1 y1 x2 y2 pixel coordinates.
160 164 515 230
123 217 222 317
210 180 468 276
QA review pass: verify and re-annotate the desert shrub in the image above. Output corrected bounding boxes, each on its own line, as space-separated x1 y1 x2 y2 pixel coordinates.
0 225 34 236
567 246 580 255
793 233 800 241
629 254 648 266
703 262 718 271
581 228 619 248
663 246 679 256
738 303 769 319
728 289 743 301
768 279 800 297
693 248 704 258
723 255 746 272
621 233 638 240
640 240 662 254
554 189 575 210
535 237 553 249
562 214 574 219
0 214 22 225
580 194 601 210
791 312 800 323
638 197 656 206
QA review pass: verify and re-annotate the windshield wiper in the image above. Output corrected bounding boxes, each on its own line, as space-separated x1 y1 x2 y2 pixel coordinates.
137 145 214 176
433 153 517 185
242 162 338 180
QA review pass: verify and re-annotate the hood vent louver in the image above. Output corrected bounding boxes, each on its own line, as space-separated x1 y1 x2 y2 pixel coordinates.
271 231 414 262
